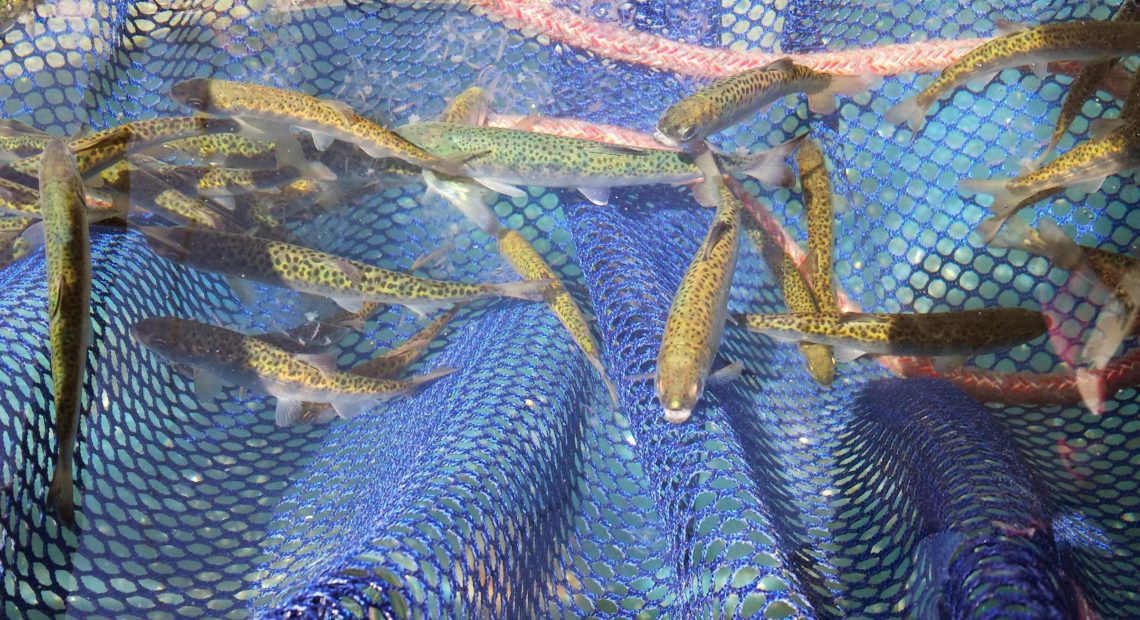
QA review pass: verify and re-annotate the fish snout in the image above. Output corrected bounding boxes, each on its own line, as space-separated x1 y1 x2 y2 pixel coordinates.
169 78 211 110
653 129 681 148
663 404 693 424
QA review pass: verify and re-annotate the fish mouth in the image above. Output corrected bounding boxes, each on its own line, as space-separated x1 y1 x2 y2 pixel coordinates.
653 129 680 148
662 407 692 424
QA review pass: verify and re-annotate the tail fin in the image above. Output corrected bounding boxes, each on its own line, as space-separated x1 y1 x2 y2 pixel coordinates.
1088 117 1126 139
422 169 502 235
807 74 877 114
493 278 554 302
1000 218 1085 270
47 465 76 529
401 366 457 395
732 134 806 188
884 96 928 135
958 177 1027 220
587 354 619 409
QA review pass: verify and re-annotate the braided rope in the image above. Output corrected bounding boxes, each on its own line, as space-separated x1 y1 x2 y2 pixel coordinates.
471 0 984 77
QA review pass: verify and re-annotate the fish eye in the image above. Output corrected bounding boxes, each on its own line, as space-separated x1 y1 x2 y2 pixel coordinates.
679 125 697 141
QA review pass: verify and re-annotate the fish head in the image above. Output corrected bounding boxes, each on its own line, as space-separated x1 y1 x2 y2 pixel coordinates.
138 226 192 262
800 344 836 387
656 361 703 424
132 316 224 368
170 78 214 111
655 102 706 147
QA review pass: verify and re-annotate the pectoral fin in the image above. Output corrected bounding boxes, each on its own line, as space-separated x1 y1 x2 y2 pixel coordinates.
274 398 304 427
578 186 610 206
832 346 865 364
331 397 380 420
473 177 526 197
193 368 225 403
707 361 744 386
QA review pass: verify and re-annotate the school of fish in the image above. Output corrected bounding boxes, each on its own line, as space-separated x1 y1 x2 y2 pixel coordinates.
1 13 1139 530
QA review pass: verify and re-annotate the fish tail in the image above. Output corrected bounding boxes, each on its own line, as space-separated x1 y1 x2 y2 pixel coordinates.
403 366 457 394
884 96 927 135
47 463 75 528
493 278 554 302
808 74 877 114
422 170 501 235
986 216 1085 271
736 133 806 188
958 178 1022 220
587 354 619 409
1088 117 1126 139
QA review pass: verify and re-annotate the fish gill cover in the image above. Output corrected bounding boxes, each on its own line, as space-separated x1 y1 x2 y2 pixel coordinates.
0 0 1138 618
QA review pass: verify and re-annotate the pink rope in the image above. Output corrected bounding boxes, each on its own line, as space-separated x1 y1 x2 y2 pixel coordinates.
473 0 984 78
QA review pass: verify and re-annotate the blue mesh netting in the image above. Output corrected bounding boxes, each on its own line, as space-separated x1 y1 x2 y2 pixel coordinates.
1 0 1139 617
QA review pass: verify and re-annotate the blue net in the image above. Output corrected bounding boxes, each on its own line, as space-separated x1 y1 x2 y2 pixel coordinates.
1 0 1139 618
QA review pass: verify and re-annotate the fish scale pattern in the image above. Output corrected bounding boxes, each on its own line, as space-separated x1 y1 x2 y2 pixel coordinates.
0 0 1138 618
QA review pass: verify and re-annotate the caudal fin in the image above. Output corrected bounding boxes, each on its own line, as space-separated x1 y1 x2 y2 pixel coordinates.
884 96 928 135
988 217 1084 270
736 134 806 188
402 366 457 395
47 465 76 529
493 278 554 302
807 74 877 114
958 177 1027 221
422 169 501 235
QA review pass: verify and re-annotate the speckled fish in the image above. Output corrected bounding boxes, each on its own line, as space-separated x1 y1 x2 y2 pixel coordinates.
132 155 301 201
169 78 459 173
988 217 1139 321
396 121 804 205
656 151 741 423
440 86 490 125
416 169 619 406
793 138 841 385
0 0 37 36
296 305 461 424
139 226 551 314
131 316 455 426
99 160 237 230
0 214 34 268
160 133 279 169
655 58 872 147
960 118 1140 223
39 139 91 529
0 117 246 188
0 134 49 163
732 309 1047 364
1037 2 1139 162
885 20 1140 134
1089 64 1140 137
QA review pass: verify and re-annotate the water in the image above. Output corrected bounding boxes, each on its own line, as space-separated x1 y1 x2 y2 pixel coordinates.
0 0 1138 617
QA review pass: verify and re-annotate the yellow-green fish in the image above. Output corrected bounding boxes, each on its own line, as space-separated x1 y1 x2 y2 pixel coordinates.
99 160 237 230
0 116 246 188
296 305 461 424
0 134 49 163
0 0 37 37
40 139 91 529
168 78 459 173
440 86 490 125
1037 2 1139 162
0 214 35 269
131 316 455 426
795 138 840 385
1088 64 1140 138
131 155 301 203
960 119 1140 224
139 226 551 315
886 20 1140 134
988 217 1139 319
733 309 1047 363
396 122 804 205
655 58 872 147
656 150 741 423
160 133 279 169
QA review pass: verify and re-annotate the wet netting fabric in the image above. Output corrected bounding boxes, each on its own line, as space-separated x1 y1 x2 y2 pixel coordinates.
1 0 1139 618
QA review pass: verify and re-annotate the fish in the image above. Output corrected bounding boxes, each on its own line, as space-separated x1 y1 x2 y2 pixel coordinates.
656 150 742 423
0 116 247 188
439 86 491 125
655 58 873 147
732 309 1048 365
960 119 1140 223
159 133 279 169
885 20 1140 134
168 78 459 173
0 0 37 37
1036 1 1140 162
796 138 840 385
1089 64 1140 137
138 226 552 315
99 160 237 230
395 121 805 205
131 155 301 200
420 169 619 406
0 214 35 268
39 139 92 529
0 134 50 163
131 316 455 426
295 305 461 424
